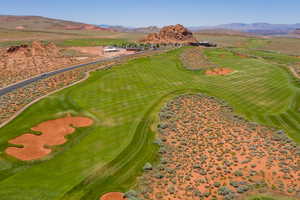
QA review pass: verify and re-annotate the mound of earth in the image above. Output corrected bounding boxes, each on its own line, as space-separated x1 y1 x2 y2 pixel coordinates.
205 68 234 75
5 115 93 161
0 41 78 88
180 47 214 70
140 24 198 44
100 192 127 200
135 94 300 199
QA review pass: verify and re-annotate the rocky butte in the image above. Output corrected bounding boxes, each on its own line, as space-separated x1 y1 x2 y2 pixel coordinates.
140 24 198 44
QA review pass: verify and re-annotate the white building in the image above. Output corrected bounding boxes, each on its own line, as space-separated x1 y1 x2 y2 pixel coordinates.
103 46 119 53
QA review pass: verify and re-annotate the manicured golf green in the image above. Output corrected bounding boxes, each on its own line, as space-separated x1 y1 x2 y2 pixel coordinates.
0 47 299 200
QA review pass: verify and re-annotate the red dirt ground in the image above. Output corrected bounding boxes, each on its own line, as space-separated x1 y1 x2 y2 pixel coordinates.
205 68 234 75
135 95 300 200
100 192 127 200
5 115 93 161
69 46 134 58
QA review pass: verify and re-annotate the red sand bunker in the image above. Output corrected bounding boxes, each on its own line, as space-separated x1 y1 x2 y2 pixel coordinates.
100 192 127 200
5 115 93 161
205 68 234 75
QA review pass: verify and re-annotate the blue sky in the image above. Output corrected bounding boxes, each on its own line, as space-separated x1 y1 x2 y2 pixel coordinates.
1 0 300 27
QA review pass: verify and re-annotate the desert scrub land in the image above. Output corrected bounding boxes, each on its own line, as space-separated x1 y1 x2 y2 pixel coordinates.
0 41 79 88
180 47 215 70
0 47 299 200
134 94 300 200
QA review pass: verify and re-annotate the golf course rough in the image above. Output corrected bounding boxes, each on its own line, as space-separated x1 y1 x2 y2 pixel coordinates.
0 47 299 200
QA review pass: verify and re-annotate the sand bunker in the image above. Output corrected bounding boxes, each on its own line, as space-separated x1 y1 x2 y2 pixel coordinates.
205 68 234 75
5 115 93 161
100 192 127 200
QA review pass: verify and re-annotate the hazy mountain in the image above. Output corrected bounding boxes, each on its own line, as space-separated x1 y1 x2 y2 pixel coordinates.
0 15 111 31
99 25 159 33
190 23 300 35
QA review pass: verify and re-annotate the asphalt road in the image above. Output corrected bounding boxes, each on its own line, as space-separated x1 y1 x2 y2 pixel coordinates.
0 52 143 97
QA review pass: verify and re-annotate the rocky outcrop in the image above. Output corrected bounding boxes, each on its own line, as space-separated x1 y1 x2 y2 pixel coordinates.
6 41 60 57
140 24 198 44
0 41 76 87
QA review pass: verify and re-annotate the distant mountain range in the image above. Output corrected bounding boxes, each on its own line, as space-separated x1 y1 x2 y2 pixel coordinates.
100 23 300 36
0 15 111 31
99 24 160 33
0 15 299 36
189 23 300 35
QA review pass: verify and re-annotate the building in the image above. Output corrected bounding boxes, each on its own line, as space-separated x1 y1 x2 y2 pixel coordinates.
103 46 119 53
189 41 217 47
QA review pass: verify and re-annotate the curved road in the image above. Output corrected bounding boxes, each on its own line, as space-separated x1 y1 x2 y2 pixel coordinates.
0 52 144 97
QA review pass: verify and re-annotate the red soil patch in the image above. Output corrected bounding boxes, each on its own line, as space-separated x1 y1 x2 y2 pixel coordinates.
136 95 300 199
100 192 127 200
205 68 234 75
69 46 134 58
5 115 93 161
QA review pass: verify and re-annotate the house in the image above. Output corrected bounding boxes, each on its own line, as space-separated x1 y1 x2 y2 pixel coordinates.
189 41 217 47
103 46 119 53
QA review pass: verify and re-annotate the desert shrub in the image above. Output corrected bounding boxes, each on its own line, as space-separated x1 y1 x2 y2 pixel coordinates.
230 181 239 188
157 123 168 129
154 173 164 179
234 170 243 177
124 190 138 198
167 185 175 194
236 185 249 193
214 182 221 188
143 163 153 171
203 191 211 197
218 186 232 196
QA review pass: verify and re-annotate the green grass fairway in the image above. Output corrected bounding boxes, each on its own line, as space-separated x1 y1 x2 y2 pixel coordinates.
0 47 299 200
246 194 298 200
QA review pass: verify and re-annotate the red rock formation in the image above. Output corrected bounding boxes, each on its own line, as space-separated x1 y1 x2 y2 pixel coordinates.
6 41 60 57
1 41 76 87
140 24 198 44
